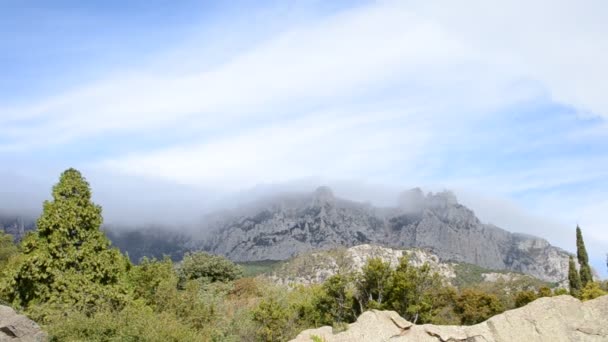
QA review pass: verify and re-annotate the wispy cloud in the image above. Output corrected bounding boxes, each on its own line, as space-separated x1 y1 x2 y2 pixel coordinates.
1 0 607 274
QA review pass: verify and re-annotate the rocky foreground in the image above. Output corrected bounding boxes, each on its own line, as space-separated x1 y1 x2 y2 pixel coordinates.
0 305 46 342
292 295 608 342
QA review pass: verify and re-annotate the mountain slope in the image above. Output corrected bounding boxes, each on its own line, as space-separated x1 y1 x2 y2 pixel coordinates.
200 187 571 283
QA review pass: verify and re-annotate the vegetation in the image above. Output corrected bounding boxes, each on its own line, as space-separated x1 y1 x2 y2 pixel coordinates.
568 226 606 300
0 169 130 320
238 260 283 278
0 230 18 268
568 256 582 297
178 251 244 285
0 169 605 341
576 226 593 287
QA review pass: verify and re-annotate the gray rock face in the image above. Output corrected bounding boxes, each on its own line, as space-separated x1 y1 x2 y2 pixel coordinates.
0 305 46 342
291 295 608 342
0 216 33 242
200 187 571 282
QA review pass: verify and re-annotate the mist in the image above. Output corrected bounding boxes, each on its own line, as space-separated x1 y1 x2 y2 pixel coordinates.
2 169 606 278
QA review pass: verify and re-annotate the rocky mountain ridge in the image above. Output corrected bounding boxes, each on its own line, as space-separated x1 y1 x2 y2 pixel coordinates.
200 187 571 283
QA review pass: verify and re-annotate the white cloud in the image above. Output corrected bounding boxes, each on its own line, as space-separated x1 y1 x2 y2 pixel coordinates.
1 0 607 274
1 0 570 150
98 110 432 190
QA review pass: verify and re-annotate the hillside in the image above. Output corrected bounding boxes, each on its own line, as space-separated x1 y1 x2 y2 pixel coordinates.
265 244 551 289
199 187 571 282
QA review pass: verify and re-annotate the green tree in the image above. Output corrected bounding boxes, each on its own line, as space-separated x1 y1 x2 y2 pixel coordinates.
576 226 593 287
178 251 243 286
386 256 444 323
315 274 358 325
356 257 393 308
568 256 582 298
0 169 130 316
454 289 504 325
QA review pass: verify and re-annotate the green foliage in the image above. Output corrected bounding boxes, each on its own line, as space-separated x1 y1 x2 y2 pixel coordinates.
310 335 326 342
238 260 283 278
514 290 537 308
0 169 130 317
553 288 569 296
253 296 291 342
386 256 444 323
315 274 358 325
576 226 593 287
568 256 582 298
128 256 178 307
46 300 204 342
178 251 243 285
0 231 18 269
454 289 504 325
537 286 552 298
452 263 493 288
580 282 607 301
357 257 392 306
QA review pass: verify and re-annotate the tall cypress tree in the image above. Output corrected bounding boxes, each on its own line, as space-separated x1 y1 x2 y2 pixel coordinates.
576 226 593 286
568 256 582 298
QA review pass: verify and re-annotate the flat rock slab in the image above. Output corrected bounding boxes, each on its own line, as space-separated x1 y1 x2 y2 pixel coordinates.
291 295 608 342
0 305 47 342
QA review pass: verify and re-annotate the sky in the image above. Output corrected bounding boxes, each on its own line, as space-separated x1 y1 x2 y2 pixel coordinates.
1 0 607 276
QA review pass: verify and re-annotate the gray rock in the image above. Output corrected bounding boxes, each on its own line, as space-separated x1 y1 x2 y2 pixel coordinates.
0 305 46 342
291 295 608 342
200 188 572 283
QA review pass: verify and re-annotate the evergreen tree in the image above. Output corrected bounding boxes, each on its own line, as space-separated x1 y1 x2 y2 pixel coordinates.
386 256 443 323
568 256 582 298
576 226 593 286
357 257 393 307
0 168 130 314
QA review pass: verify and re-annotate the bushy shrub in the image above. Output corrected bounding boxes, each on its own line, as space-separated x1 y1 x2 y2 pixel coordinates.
454 289 504 325
178 251 243 285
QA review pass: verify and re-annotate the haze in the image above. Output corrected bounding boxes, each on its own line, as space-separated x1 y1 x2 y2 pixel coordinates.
1 1 607 276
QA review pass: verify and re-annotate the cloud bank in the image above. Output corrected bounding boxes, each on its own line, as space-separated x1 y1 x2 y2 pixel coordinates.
0 0 607 275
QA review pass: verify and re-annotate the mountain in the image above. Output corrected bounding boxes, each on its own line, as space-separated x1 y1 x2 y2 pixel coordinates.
0 215 34 241
0 215 193 263
199 187 571 283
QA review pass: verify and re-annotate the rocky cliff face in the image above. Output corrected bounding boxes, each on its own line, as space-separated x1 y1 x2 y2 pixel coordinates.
291 295 608 342
200 187 571 283
0 216 34 242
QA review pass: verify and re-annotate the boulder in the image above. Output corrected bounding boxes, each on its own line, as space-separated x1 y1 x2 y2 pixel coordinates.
0 305 46 342
291 295 608 342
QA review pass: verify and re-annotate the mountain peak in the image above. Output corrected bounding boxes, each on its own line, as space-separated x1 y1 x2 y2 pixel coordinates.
427 190 459 208
312 186 335 207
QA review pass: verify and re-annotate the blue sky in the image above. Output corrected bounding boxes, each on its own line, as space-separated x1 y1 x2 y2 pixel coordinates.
1 0 607 276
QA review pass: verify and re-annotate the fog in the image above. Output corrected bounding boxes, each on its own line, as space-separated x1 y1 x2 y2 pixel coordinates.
1 170 606 278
